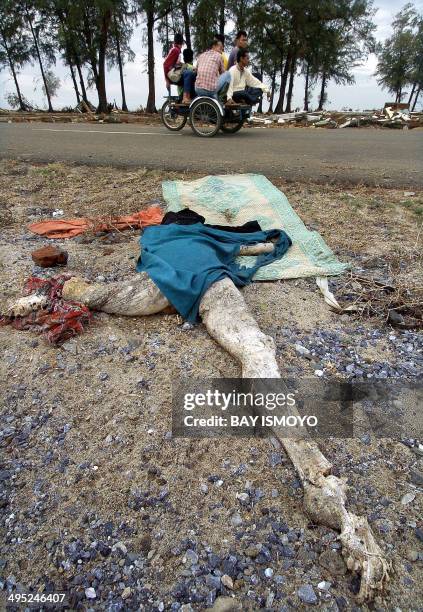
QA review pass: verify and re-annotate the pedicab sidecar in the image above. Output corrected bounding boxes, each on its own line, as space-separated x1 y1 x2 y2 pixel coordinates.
161 95 252 137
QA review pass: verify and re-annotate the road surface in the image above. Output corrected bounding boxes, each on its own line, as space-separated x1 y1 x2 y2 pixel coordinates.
1 122 422 187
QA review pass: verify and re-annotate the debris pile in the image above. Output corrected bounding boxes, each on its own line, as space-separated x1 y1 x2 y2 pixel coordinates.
0 106 159 124
248 104 423 129
333 272 423 329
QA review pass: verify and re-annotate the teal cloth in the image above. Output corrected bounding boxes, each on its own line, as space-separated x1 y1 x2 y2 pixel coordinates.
136 223 291 322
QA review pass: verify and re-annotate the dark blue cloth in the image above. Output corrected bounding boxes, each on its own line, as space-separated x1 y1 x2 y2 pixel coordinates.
136 223 291 322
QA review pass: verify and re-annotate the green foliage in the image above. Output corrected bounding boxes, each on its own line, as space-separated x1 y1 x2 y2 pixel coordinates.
2 0 419 113
376 3 421 102
35 67 60 98
0 0 34 109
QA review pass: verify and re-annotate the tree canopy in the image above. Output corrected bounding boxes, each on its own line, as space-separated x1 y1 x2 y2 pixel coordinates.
0 0 421 113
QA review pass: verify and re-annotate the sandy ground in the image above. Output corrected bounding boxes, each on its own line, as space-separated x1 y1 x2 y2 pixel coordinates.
0 160 422 611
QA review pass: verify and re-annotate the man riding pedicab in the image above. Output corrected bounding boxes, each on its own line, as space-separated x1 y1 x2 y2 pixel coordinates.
225 49 270 106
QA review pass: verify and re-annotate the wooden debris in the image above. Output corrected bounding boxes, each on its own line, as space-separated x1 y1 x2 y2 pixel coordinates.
333 272 422 329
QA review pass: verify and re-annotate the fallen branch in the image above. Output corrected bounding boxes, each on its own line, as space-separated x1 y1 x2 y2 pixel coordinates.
333 272 422 329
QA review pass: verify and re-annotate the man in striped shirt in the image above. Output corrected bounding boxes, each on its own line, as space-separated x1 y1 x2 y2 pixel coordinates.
195 39 225 99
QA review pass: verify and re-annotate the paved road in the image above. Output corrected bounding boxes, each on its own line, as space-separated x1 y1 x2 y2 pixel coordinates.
1 122 422 186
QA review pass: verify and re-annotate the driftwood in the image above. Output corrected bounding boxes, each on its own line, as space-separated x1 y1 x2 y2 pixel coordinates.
10 273 389 602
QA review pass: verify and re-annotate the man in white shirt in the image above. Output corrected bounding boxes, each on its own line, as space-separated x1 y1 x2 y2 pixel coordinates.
226 48 270 106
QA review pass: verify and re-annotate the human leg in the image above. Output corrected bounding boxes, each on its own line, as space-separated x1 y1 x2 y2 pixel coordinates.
233 90 257 105
217 71 231 91
194 87 218 99
182 70 196 101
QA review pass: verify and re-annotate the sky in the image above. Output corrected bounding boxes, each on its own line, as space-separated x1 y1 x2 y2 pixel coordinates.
1 0 422 112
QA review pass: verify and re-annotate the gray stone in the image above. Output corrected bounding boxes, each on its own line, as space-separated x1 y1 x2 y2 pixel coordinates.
230 513 243 527
184 549 199 566
205 574 221 590
297 584 318 605
295 344 311 357
410 468 423 486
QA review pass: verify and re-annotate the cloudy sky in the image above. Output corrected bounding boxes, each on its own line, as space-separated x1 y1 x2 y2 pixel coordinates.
1 0 422 112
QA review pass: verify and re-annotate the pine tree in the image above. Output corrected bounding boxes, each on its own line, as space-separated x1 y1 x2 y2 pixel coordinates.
376 3 418 104
17 0 57 111
0 0 33 110
137 0 172 113
108 2 136 111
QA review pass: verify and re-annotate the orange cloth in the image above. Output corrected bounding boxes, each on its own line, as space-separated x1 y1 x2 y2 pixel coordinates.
28 206 163 239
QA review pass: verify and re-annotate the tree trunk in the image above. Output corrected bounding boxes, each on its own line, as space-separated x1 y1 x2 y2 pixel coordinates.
25 9 53 112
317 72 327 111
181 0 191 49
412 87 421 111
408 82 416 106
219 0 225 38
274 49 292 114
304 62 310 111
1 32 28 111
83 8 99 97
115 27 128 111
146 9 156 113
285 51 297 113
75 60 88 103
56 9 87 105
68 61 81 105
268 67 277 113
96 8 111 113
257 68 264 113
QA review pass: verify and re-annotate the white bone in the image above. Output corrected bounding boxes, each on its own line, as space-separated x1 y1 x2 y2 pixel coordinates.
7 295 48 317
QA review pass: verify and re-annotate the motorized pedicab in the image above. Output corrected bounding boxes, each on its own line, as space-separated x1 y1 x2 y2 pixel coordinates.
161 94 253 137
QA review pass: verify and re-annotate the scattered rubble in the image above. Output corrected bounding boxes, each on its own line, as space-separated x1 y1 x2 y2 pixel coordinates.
248 104 423 130
0 107 159 125
2 103 421 128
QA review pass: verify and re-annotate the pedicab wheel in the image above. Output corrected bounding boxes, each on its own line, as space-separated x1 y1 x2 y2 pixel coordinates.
221 119 244 133
190 98 222 137
161 100 187 131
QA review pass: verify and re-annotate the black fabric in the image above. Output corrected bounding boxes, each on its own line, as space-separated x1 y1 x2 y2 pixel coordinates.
161 209 205 226
210 220 262 233
233 90 261 105
161 208 262 233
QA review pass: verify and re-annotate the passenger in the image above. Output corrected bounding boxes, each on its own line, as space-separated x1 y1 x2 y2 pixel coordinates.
226 49 270 106
163 33 184 91
195 38 225 100
227 30 248 69
215 34 229 70
163 33 196 104
215 34 232 97
178 48 196 103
